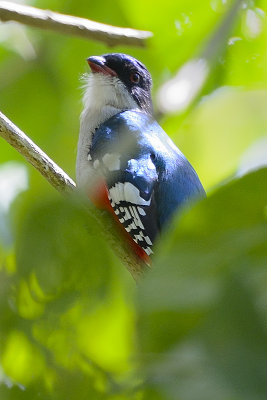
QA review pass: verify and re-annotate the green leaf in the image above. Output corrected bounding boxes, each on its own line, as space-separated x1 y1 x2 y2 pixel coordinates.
138 168 267 400
0 193 136 397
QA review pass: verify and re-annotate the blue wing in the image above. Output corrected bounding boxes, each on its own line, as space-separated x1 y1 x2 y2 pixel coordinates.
89 110 205 254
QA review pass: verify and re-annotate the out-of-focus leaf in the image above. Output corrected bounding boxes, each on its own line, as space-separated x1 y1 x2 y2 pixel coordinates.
2 331 45 385
166 88 267 188
0 193 136 398
15 195 113 295
1 0 267 398
138 168 267 400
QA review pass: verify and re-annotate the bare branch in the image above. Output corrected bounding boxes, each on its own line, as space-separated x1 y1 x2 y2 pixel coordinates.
0 1 152 47
0 111 147 281
0 111 75 194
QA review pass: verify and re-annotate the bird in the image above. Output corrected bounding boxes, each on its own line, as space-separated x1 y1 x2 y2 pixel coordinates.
76 53 205 263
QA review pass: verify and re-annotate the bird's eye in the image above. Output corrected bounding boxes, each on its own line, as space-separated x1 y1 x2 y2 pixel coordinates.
130 72 141 84
150 153 156 161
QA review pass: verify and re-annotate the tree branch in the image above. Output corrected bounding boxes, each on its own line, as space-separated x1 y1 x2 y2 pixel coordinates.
0 1 152 47
0 111 147 281
0 111 75 194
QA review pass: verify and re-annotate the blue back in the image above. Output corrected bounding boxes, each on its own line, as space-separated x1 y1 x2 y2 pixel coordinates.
91 110 205 231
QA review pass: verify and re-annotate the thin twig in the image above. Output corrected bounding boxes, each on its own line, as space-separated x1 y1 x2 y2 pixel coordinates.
0 111 75 194
0 1 152 47
0 111 146 280
157 0 244 114
201 0 244 61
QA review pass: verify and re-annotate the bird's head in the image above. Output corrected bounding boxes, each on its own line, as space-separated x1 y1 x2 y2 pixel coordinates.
85 53 153 115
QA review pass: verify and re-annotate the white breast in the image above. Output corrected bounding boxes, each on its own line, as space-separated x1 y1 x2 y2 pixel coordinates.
76 73 138 189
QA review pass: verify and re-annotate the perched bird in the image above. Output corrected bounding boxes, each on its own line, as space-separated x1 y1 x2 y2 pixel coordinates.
76 53 205 263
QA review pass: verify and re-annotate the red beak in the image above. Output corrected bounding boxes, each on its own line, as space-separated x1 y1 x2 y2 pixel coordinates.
87 56 117 77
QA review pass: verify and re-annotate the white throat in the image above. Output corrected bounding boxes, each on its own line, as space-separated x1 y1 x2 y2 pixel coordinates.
76 73 138 188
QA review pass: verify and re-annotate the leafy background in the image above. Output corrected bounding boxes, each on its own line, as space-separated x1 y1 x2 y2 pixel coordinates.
0 0 267 399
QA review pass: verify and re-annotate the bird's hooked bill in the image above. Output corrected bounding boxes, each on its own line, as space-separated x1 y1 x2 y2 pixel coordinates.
87 56 117 77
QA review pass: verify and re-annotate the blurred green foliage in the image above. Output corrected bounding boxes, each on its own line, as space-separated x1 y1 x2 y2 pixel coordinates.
0 0 266 399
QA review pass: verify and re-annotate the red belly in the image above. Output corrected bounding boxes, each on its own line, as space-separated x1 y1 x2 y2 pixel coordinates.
89 181 150 264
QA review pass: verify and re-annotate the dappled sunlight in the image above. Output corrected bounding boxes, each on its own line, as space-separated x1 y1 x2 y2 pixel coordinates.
0 162 28 212
157 59 209 114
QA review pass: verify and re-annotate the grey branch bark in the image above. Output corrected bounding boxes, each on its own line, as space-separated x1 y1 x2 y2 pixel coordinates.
0 111 147 281
0 111 75 194
0 1 152 47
